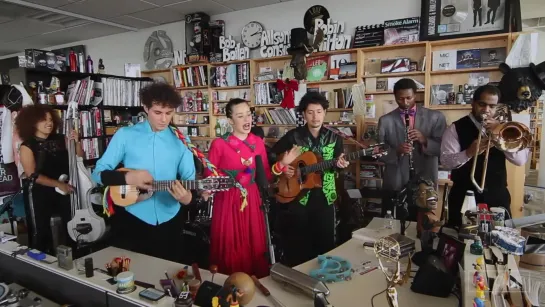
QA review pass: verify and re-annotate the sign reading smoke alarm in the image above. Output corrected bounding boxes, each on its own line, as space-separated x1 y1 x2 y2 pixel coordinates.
144 30 174 70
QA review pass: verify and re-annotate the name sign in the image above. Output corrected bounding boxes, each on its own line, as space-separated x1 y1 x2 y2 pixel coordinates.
314 18 352 51
260 30 290 58
219 36 249 62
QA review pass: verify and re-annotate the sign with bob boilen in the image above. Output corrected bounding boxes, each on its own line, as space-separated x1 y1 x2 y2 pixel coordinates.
314 18 352 52
219 36 250 62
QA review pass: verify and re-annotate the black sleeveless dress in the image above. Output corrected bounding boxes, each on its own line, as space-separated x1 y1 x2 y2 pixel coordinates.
22 134 71 254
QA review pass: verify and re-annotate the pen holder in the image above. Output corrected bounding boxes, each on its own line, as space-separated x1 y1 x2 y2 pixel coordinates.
116 271 136 294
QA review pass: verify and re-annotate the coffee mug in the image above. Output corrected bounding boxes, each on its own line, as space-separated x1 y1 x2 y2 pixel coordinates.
490 207 506 228
116 271 135 294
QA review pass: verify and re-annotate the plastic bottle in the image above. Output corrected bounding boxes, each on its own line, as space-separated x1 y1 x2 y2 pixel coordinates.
384 210 394 229
461 190 477 224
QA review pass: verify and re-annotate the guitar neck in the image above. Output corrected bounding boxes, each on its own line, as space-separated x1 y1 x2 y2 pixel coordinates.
150 180 197 191
301 150 370 174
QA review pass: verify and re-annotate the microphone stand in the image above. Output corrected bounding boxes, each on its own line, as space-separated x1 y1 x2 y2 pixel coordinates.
257 184 276 266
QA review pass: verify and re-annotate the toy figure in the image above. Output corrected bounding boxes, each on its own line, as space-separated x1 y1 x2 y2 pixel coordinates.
190 23 202 54
212 297 219 307
286 28 324 80
473 272 481 286
226 286 244 307
412 178 443 251
470 237 484 255
475 279 488 300
473 297 485 307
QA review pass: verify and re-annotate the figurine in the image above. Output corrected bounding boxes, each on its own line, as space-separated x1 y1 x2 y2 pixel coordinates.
212 296 219 307
473 272 481 286
473 297 485 307
286 28 324 80
190 23 202 54
475 278 488 300
226 286 244 307
413 179 443 251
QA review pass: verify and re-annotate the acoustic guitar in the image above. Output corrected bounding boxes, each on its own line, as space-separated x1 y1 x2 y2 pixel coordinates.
110 168 235 207
275 144 387 204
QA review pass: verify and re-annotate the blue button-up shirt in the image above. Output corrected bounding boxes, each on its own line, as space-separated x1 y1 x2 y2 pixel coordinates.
92 121 196 225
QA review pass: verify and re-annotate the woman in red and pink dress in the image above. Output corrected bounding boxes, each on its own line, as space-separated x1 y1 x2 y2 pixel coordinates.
205 99 299 278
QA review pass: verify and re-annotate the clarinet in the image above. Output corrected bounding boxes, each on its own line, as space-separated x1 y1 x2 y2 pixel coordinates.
405 112 415 179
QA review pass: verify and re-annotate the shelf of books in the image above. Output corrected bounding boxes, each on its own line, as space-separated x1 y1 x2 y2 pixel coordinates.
142 32 534 193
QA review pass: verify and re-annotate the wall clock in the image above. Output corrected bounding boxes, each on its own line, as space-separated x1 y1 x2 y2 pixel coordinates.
241 21 264 49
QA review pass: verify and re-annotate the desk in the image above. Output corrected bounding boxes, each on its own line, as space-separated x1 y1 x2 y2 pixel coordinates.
4 283 58 307
0 218 459 307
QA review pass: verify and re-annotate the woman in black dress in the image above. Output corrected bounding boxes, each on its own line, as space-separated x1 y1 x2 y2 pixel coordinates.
15 104 83 254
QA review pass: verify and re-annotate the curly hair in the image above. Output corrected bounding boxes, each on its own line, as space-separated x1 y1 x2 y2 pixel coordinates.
15 104 61 141
297 92 329 114
140 82 182 109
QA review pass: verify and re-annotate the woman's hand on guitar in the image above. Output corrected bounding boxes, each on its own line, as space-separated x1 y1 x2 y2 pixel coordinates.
336 153 350 169
282 166 295 178
280 145 302 166
169 180 192 205
56 182 74 194
125 170 153 190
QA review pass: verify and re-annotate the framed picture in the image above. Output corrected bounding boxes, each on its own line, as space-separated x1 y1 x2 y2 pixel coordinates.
420 0 511 41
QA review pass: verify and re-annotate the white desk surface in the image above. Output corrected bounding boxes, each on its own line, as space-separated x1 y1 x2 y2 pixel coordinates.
0 218 460 307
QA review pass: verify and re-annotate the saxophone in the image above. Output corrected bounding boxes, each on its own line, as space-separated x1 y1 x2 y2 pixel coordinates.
404 112 415 179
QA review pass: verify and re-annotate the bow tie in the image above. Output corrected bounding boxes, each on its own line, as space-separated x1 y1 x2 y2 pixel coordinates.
400 109 416 116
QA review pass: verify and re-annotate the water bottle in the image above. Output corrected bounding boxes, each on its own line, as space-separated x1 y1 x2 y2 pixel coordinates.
384 210 394 229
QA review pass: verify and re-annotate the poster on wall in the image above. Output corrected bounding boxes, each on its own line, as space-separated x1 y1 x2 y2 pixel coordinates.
420 0 510 41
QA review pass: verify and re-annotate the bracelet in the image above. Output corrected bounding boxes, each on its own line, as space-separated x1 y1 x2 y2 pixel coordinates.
271 163 282 175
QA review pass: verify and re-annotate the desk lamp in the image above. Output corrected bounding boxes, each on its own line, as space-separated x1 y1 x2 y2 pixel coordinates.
373 234 416 307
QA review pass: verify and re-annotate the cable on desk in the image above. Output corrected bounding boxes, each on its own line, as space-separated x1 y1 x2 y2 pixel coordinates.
370 288 387 307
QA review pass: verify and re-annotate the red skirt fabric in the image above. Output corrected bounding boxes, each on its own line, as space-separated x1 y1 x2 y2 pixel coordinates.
209 183 269 278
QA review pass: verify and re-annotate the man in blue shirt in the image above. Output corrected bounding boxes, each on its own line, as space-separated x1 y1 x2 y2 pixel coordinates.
92 83 195 261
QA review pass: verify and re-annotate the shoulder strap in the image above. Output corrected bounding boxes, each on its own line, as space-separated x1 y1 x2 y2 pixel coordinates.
169 125 249 211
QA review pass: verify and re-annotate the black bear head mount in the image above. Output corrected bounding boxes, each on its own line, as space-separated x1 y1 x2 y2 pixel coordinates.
498 62 545 113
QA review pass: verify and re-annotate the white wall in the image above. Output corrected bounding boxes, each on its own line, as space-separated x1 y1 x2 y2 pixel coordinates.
0 21 186 76
212 0 420 58
0 0 420 75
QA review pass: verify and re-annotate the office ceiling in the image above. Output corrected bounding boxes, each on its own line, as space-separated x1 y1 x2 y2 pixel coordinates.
0 0 290 57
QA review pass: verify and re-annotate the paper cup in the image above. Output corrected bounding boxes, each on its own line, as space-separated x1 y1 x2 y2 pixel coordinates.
490 207 506 228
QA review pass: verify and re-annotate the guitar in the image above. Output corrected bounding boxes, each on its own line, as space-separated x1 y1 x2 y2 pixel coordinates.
275 144 387 204
64 101 107 243
109 168 235 207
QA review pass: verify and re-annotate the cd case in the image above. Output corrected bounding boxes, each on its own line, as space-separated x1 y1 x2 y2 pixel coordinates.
388 233 416 258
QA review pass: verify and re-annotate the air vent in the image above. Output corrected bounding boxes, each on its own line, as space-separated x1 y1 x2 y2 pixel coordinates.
26 10 88 27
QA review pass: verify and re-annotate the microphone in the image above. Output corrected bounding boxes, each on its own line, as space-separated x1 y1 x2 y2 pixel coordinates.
255 155 269 198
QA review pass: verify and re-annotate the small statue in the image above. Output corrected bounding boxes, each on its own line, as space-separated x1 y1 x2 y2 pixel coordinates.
212 296 219 307
475 278 488 300
473 297 485 307
190 23 202 54
286 28 324 80
413 178 443 251
226 286 244 307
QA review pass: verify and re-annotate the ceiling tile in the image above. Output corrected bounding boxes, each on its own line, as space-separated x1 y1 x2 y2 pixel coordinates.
139 0 188 5
58 0 156 19
0 40 31 56
212 0 279 10
130 7 185 24
108 15 159 29
0 19 64 43
166 0 233 16
0 2 41 19
23 0 80 8
36 22 129 46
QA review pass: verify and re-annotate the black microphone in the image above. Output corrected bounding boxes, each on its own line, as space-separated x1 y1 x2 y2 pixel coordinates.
255 155 269 198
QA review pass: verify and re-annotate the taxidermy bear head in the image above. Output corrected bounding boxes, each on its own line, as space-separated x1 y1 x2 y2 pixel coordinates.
498 62 545 113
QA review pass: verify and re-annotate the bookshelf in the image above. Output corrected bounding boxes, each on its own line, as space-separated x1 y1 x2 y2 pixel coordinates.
8 67 153 168
142 32 534 217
